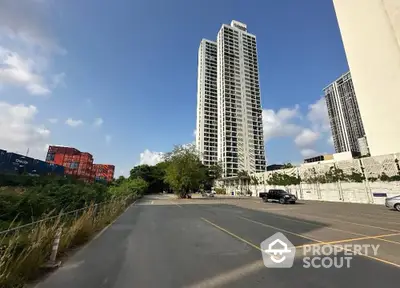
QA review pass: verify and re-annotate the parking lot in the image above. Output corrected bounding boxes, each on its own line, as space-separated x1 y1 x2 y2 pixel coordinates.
165 196 400 266
38 195 400 288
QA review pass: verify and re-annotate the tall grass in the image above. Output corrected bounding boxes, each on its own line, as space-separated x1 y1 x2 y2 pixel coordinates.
0 196 135 288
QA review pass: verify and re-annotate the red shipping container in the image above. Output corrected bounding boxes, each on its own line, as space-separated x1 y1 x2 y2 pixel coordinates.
46 145 114 183
54 153 65 165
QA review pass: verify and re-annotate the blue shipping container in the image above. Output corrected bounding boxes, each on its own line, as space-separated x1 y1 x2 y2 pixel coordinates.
0 162 17 174
0 149 7 164
30 160 47 175
48 163 65 176
5 153 35 175
7 153 34 166
0 149 65 177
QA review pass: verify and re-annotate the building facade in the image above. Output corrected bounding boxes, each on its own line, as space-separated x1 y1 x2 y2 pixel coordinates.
304 154 333 164
195 39 218 167
324 72 366 153
216 20 266 177
332 0 400 156
196 21 266 177
357 136 370 156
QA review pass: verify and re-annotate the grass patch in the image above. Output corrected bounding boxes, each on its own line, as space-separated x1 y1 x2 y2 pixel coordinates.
0 196 136 288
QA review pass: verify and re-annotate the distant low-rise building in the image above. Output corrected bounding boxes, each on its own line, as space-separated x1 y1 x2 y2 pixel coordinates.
304 154 333 164
266 164 285 171
357 136 370 156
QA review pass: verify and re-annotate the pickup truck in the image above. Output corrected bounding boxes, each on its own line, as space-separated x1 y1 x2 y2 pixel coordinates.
259 192 268 198
259 189 297 204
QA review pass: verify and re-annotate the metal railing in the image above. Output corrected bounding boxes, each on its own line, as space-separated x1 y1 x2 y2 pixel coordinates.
0 197 132 236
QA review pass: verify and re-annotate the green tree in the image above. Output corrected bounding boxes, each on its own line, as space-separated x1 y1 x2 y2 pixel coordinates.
236 170 251 195
250 176 259 186
207 163 223 180
267 172 301 186
200 162 223 191
109 178 148 197
115 176 126 186
164 145 207 198
130 163 169 194
282 163 294 169
130 165 153 182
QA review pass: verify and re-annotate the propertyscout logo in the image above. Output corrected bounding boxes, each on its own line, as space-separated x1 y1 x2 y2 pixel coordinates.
260 232 296 268
261 232 380 269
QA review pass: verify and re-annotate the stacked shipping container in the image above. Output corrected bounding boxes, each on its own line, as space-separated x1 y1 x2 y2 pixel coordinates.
46 145 94 182
0 149 64 177
93 164 115 183
46 145 114 183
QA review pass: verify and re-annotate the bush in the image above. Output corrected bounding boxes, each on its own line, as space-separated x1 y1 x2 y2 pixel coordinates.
108 178 148 198
0 197 134 288
215 188 226 194
0 176 111 226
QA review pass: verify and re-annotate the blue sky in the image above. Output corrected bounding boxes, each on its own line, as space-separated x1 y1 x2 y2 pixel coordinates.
0 0 348 176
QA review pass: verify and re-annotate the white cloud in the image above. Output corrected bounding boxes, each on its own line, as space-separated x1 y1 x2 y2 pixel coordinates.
300 149 318 158
0 101 50 159
138 149 164 166
307 97 330 132
294 128 320 147
327 135 334 146
93 118 103 127
48 118 58 124
193 129 196 138
262 105 302 141
0 0 65 95
65 118 83 127
105 134 112 144
0 0 65 55
0 47 50 95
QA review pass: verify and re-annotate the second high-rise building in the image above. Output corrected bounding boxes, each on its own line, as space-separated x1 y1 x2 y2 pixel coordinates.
196 20 266 178
196 39 218 166
324 71 366 154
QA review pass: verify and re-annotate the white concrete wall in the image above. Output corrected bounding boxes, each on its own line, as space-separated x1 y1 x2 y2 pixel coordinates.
223 181 400 205
368 181 400 204
219 153 400 204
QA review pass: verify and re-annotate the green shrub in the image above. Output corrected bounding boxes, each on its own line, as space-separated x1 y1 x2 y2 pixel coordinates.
215 188 226 194
0 197 133 288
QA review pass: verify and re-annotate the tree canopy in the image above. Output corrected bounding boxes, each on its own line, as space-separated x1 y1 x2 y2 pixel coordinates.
164 145 208 198
129 163 168 194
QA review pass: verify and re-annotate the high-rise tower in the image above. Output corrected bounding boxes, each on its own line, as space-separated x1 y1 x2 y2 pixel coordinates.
216 21 266 177
196 21 266 177
324 72 366 153
195 39 218 166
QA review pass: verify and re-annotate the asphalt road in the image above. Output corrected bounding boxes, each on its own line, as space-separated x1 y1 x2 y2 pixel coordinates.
36 195 400 288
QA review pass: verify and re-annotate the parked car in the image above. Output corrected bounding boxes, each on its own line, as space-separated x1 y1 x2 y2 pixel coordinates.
262 189 297 204
202 191 214 197
385 195 400 211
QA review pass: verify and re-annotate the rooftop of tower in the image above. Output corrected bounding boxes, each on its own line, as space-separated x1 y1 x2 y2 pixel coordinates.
230 20 247 32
